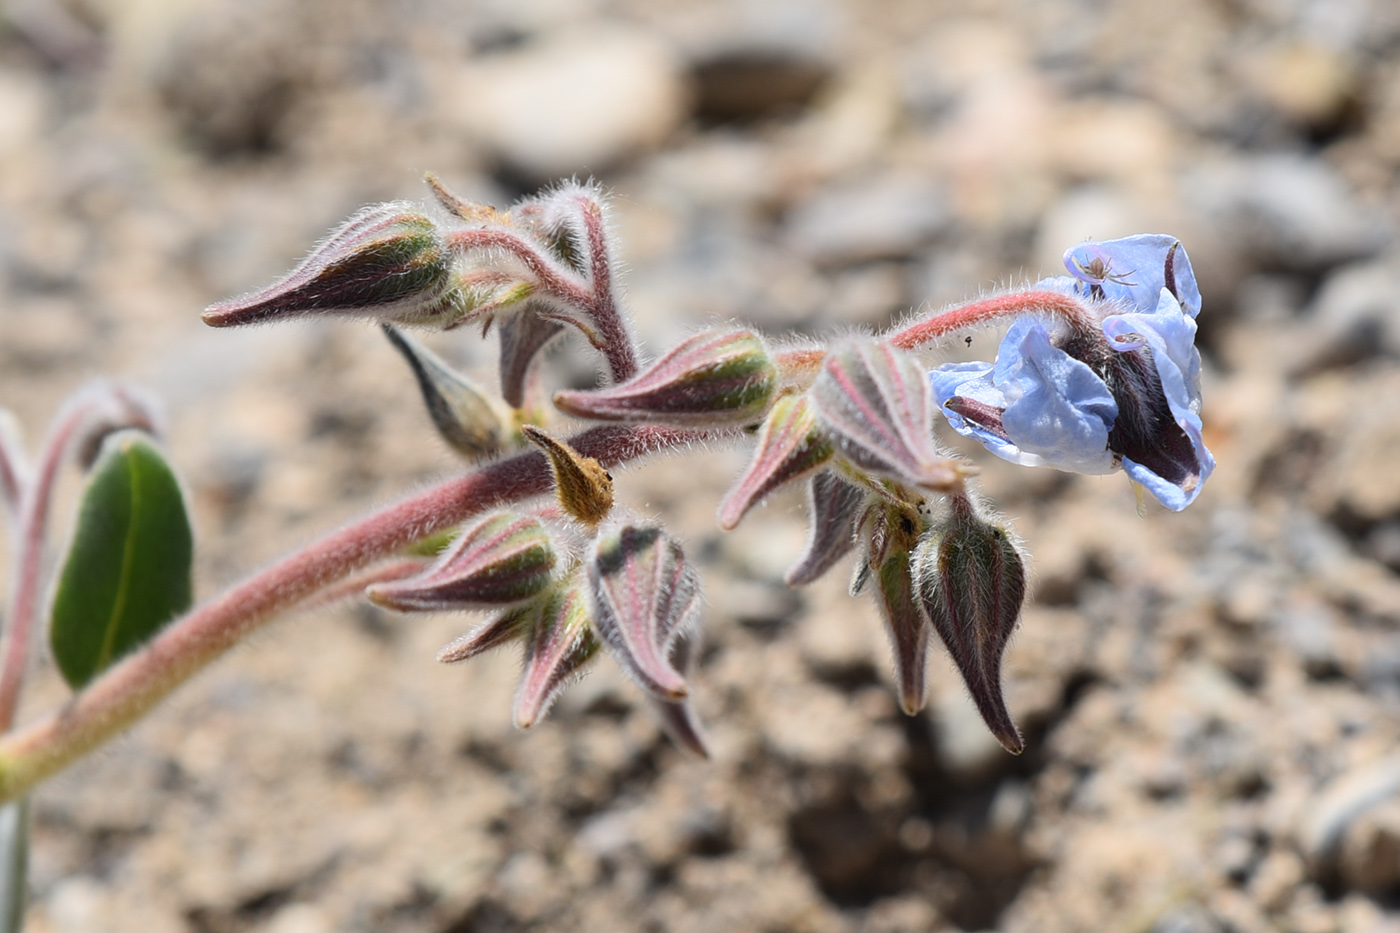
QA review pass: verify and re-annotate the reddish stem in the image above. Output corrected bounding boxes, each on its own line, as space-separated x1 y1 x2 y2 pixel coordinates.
887 290 1092 351
0 424 717 802
574 195 638 383
0 396 107 730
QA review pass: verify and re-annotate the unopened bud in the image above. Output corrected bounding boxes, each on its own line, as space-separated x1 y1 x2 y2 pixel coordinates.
382 325 508 461
809 340 965 493
784 471 865 586
912 494 1027 753
717 394 833 531
514 573 601 728
499 306 565 409
368 511 556 611
554 329 777 428
860 500 932 715
203 203 460 328
588 524 702 700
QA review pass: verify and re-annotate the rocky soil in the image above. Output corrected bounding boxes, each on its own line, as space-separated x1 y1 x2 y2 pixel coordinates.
3 0 1400 930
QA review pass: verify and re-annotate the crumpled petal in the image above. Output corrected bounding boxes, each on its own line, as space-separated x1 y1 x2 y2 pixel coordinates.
1101 290 1215 510
1063 234 1201 318
930 318 1118 475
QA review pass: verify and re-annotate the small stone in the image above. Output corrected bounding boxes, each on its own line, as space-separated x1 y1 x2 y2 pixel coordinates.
1337 799 1400 894
452 27 687 182
1299 754 1400 877
1186 155 1392 273
1299 259 1400 370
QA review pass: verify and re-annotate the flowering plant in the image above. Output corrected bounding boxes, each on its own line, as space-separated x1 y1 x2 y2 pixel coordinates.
0 179 1212 919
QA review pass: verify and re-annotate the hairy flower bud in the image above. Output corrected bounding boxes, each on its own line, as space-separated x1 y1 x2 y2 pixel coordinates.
382 325 509 461
513 573 601 729
784 471 865 586
498 306 565 409
554 329 777 427
203 203 461 328
587 524 702 700
368 511 556 611
810 339 964 493
717 393 833 531
857 501 932 714
912 494 1027 753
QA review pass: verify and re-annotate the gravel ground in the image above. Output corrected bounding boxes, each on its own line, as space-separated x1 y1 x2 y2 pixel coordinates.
3 0 1400 931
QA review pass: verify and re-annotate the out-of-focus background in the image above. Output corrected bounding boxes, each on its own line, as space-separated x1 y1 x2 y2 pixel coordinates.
2 0 1400 930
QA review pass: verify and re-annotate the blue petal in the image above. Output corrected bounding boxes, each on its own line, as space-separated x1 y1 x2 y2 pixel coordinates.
1102 289 1215 509
997 321 1118 474
1063 235 1201 318
930 319 1117 474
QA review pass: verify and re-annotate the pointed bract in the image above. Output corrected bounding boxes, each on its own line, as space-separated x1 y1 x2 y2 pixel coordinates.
202 203 461 328
514 578 601 728
785 471 865 586
436 605 534 663
382 325 507 461
555 330 777 428
521 425 614 527
860 501 931 714
647 634 710 758
499 305 565 409
810 340 963 492
718 394 833 531
912 495 1026 753
367 511 555 611
588 524 702 700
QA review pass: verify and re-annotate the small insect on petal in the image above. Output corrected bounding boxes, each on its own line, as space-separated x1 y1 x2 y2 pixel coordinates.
555 329 777 428
588 524 702 700
368 511 556 611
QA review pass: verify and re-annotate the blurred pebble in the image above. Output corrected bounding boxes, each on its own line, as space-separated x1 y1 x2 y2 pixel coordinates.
1186 154 1392 273
452 27 687 182
785 173 950 267
1299 754 1400 877
1297 258 1400 371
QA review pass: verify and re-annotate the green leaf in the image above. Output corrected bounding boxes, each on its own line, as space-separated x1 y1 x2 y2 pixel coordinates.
49 433 193 690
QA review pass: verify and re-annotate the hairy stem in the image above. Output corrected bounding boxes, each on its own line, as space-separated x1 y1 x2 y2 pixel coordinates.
0 424 716 804
887 290 1092 351
0 398 104 731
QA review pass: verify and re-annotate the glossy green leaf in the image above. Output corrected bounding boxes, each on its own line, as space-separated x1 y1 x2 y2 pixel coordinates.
50 433 193 690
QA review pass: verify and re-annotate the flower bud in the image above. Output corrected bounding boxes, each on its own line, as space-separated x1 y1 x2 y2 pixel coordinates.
912 494 1027 753
587 524 702 700
784 471 865 586
368 511 556 611
809 339 965 493
498 306 565 409
203 202 461 328
554 329 777 428
513 573 601 729
859 500 932 714
717 393 833 531
382 325 509 461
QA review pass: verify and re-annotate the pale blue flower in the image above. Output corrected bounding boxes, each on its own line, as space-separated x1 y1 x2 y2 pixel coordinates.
929 236 1214 511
